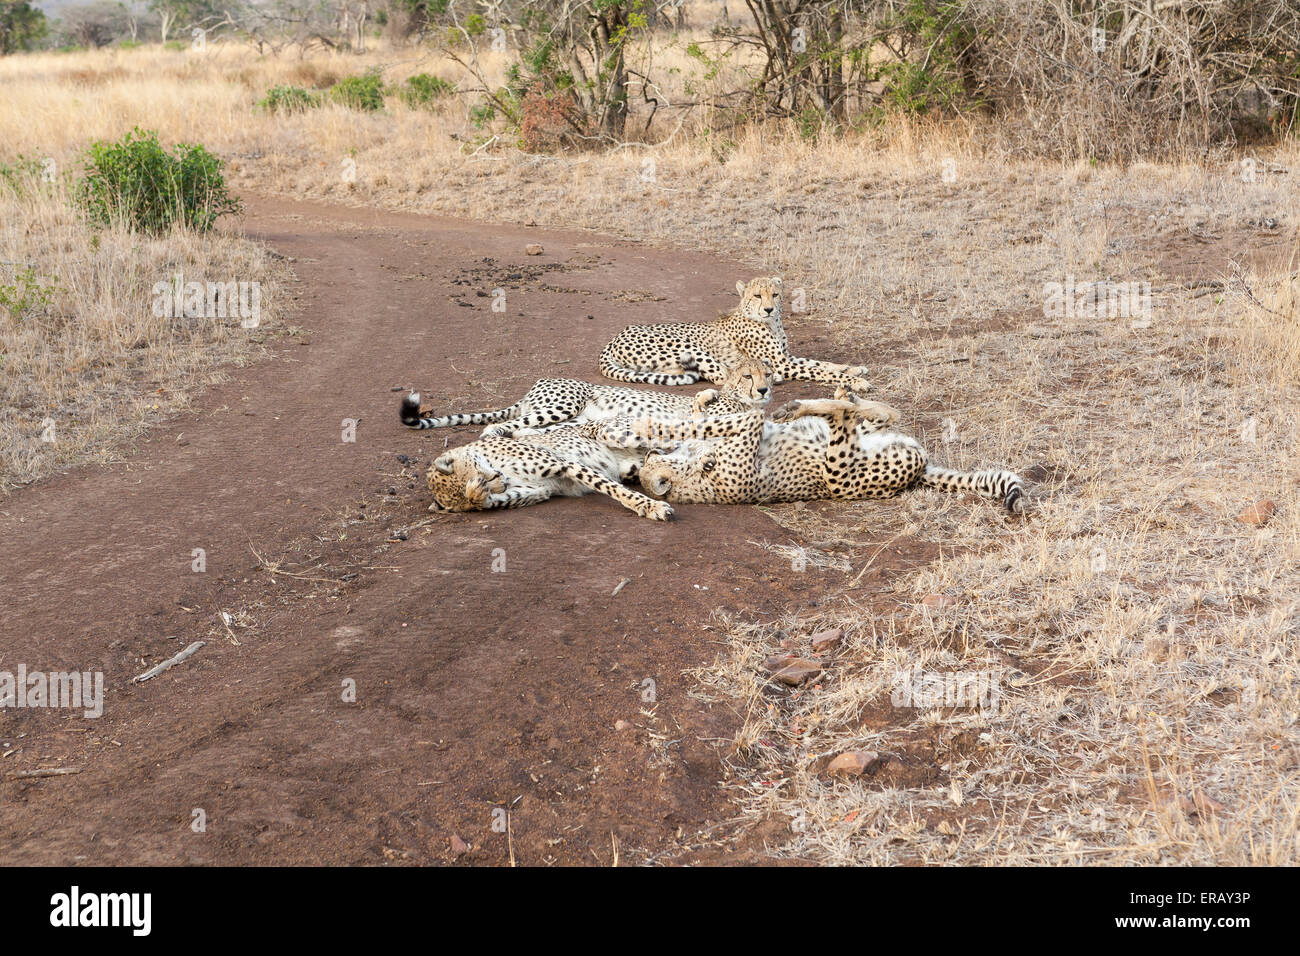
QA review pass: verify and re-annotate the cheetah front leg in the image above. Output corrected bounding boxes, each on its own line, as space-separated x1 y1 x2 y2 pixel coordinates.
840 391 901 435
772 398 899 431
772 355 871 391
557 461 674 520
479 483 554 510
691 388 723 415
460 462 541 510
593 418 675 458
635 408 767 445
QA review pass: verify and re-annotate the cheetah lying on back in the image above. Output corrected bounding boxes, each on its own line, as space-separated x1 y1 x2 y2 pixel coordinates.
401 361 771 438
422 419 671 520
613 392 1025 512
599 276 870 389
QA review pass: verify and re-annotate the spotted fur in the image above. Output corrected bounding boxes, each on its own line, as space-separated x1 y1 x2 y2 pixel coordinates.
598 276 870 388
401 361 771 438
424 420 672 520
611 392 1024 512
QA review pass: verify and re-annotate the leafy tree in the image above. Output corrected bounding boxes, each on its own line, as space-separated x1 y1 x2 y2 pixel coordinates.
0 0 48 54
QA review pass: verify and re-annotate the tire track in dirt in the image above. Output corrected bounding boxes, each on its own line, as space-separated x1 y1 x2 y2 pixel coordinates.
0 197 888 865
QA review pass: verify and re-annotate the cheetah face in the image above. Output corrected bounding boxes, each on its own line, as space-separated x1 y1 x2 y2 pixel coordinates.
720 360 773 407
735 276 783 324
426 452 503 512
640 442 718 503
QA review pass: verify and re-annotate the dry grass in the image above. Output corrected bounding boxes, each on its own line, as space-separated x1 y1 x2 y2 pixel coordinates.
0 171 287 491
1 36 1297 863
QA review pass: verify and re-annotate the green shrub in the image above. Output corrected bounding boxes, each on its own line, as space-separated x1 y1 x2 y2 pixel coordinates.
329 70 386 111
0 156 45 192
0 266 60 323
469 102 496 129
796 106 826 141
399 73 454 109
257 84 323 114
77 128 241 234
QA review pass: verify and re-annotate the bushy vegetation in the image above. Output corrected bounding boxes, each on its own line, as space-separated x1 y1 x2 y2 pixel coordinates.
399 73 454 109
427 0 1299 158
257 84 323 114
328 69 386 111
77 127 241 233
0 265 60 323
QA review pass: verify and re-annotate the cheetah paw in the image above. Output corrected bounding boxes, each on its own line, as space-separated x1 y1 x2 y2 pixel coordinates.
691 389 721 416
855 400 901 423
770 400 803 422
640 499 674 521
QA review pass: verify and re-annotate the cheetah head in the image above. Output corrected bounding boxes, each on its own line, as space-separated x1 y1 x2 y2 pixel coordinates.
719 359 773 407
735 276 783 324
639 441 719 504
426 451 505 513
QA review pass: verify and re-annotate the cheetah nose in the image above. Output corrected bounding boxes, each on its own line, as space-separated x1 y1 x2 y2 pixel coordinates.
758 386 770 396
763 306 774 314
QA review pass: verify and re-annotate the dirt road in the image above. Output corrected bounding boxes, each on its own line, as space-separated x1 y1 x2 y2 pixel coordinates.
0 197 892 865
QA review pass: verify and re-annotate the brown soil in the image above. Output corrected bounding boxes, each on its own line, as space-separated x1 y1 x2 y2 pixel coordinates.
0 197 911 866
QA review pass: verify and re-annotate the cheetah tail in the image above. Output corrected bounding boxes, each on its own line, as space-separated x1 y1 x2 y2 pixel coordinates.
399 392 520 430
921 464 1026 514
599 350 702 387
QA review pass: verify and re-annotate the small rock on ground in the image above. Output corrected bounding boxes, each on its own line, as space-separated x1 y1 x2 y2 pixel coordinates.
827 751 879 777
767 657 822 686
811 628 843 652
1236 499 1276 526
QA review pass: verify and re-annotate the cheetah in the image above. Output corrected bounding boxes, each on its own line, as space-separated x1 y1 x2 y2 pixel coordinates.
400 360 771 439
422 420 672 520
615 392 1025 512
598 276 870 389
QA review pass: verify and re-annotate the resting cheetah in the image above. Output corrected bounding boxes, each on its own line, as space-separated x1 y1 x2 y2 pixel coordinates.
617 393 1025 512
401 361 771 438
598 276 870 388
423 420 672 520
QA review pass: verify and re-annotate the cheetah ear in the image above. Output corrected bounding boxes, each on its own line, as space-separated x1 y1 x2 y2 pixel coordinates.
770 276 782 288
471 452 499 479
736 280 746 296
434 455 455 475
